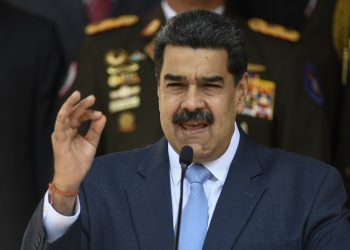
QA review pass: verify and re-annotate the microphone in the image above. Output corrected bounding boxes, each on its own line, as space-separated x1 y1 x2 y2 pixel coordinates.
173 146 193 250
179 146 193 171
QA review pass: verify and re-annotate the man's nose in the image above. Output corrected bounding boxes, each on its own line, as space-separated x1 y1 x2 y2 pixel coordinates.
180 86 205 111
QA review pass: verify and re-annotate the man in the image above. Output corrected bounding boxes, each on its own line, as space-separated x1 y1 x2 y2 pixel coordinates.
0 1 65 249
22 10 350 249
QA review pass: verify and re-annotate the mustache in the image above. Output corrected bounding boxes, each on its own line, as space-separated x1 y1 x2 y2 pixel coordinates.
172 110 214 125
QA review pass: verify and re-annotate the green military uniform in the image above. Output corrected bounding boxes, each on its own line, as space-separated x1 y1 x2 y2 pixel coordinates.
235 0 341 163
69 7 165 155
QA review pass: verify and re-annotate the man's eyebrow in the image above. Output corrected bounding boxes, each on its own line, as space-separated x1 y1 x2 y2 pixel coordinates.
200 75 224 83
164 74 187 81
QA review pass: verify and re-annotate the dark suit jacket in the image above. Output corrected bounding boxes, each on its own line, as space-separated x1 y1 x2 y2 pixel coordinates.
0 1 65 249
22 129 350 249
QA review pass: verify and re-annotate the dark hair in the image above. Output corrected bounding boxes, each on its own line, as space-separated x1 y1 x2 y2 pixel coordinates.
153 10 247 85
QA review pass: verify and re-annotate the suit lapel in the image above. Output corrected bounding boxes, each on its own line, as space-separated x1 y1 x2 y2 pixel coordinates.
204 129 267 249
126 138 174 250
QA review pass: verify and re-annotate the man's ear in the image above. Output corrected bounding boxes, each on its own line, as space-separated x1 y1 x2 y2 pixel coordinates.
236 72 248 113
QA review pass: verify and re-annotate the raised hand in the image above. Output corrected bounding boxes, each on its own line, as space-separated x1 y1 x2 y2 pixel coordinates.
50 91 106 214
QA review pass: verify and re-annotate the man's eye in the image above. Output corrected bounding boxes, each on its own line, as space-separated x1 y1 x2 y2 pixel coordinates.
167 82 184 88
203 83 221 88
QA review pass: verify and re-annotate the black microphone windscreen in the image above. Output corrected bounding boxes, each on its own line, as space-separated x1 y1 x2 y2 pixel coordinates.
179 146 193 166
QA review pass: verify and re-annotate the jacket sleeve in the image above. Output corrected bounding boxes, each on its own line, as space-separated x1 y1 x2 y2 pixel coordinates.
21 198 84 250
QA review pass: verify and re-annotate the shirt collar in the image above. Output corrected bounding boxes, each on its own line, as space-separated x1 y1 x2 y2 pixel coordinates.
169 122 240 186
161 0 225 20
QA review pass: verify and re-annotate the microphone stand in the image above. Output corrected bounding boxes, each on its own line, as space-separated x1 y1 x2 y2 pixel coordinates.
173 163 188 250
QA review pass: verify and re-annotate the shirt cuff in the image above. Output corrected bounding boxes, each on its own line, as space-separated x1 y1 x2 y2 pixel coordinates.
42 191 80 243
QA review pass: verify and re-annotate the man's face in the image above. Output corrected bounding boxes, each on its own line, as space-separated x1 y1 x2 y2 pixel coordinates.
158 45 247 162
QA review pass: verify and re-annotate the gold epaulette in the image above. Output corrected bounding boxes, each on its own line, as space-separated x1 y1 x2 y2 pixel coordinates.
248 18 301 42
140 19 162 37
85 15 139 35
248 63 267 73
332 0 350 85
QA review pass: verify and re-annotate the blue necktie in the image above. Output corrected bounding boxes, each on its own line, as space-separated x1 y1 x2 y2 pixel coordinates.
179 164 212 250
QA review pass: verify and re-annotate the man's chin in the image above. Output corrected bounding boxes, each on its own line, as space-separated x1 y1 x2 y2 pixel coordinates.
178 139 206 150
176 127 210 145
186 144 210 161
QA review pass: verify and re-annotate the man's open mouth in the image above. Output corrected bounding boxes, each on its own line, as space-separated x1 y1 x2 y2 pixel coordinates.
180 121 208 131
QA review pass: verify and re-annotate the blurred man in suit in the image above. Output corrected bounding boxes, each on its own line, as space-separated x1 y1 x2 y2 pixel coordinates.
0 1 65 248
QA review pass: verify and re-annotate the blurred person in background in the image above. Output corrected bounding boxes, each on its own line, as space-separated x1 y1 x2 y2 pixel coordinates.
0 1 65 248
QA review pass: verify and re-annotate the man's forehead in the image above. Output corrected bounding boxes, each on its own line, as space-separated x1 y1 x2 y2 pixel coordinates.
163 73 224 82
163 44 227 55
159 45 232 81
162 45 229 67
